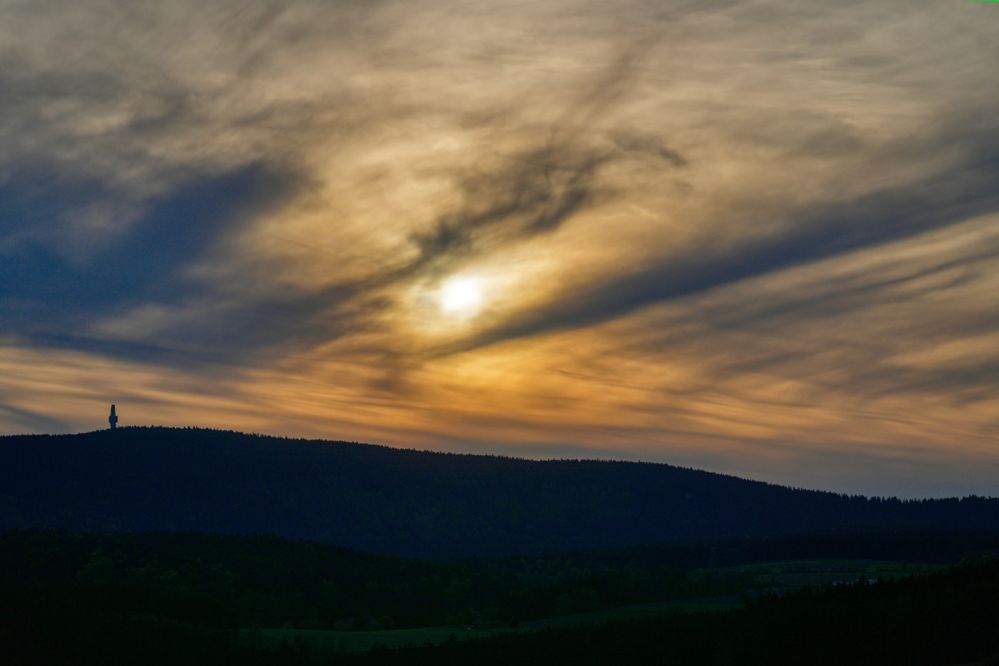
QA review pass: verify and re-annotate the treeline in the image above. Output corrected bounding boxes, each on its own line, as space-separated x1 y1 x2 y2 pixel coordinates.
3 528 998 630
0 531 755 632
5 528 999 630
4 530 999 665
526 528 999 571
344 560 999 666
2 427 998 557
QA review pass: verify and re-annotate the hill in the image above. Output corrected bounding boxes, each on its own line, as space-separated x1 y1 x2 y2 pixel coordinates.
1 427 997 557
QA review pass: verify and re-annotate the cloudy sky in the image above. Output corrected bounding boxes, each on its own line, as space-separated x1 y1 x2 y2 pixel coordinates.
2 0 998 496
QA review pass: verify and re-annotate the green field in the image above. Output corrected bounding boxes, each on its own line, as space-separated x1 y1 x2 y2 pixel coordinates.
240 599 739 656
242 625 513 655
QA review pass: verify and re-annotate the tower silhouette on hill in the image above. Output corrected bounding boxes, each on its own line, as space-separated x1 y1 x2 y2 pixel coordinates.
108 404 118 429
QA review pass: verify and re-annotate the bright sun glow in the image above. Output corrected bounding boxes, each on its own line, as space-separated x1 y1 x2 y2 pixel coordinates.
439 277 483 315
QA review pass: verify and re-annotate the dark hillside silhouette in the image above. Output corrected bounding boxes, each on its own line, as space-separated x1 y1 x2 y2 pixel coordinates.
1 427 997 557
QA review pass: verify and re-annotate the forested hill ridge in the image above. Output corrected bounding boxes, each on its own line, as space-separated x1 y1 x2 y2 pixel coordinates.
1 427 997 558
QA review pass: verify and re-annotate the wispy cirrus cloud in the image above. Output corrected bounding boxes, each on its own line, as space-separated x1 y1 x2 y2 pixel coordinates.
1 0 998 496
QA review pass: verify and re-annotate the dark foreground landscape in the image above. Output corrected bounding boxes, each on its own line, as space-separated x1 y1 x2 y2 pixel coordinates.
2 428 998 665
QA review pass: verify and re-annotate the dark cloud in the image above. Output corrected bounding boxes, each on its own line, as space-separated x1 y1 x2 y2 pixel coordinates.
1 164 297 352
610 130 688 167
397 145 680 282
0 401 72 434
413 144 612 261
448 144 999 354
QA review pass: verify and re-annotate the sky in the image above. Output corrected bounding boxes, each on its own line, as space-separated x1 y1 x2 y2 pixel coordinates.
1 0 998 497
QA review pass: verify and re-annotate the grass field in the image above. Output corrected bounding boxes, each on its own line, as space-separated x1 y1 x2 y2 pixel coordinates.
242 625 513 655
239 597 744 655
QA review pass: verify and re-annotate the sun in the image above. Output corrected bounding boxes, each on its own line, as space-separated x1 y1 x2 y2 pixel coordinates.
439 277 483 316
